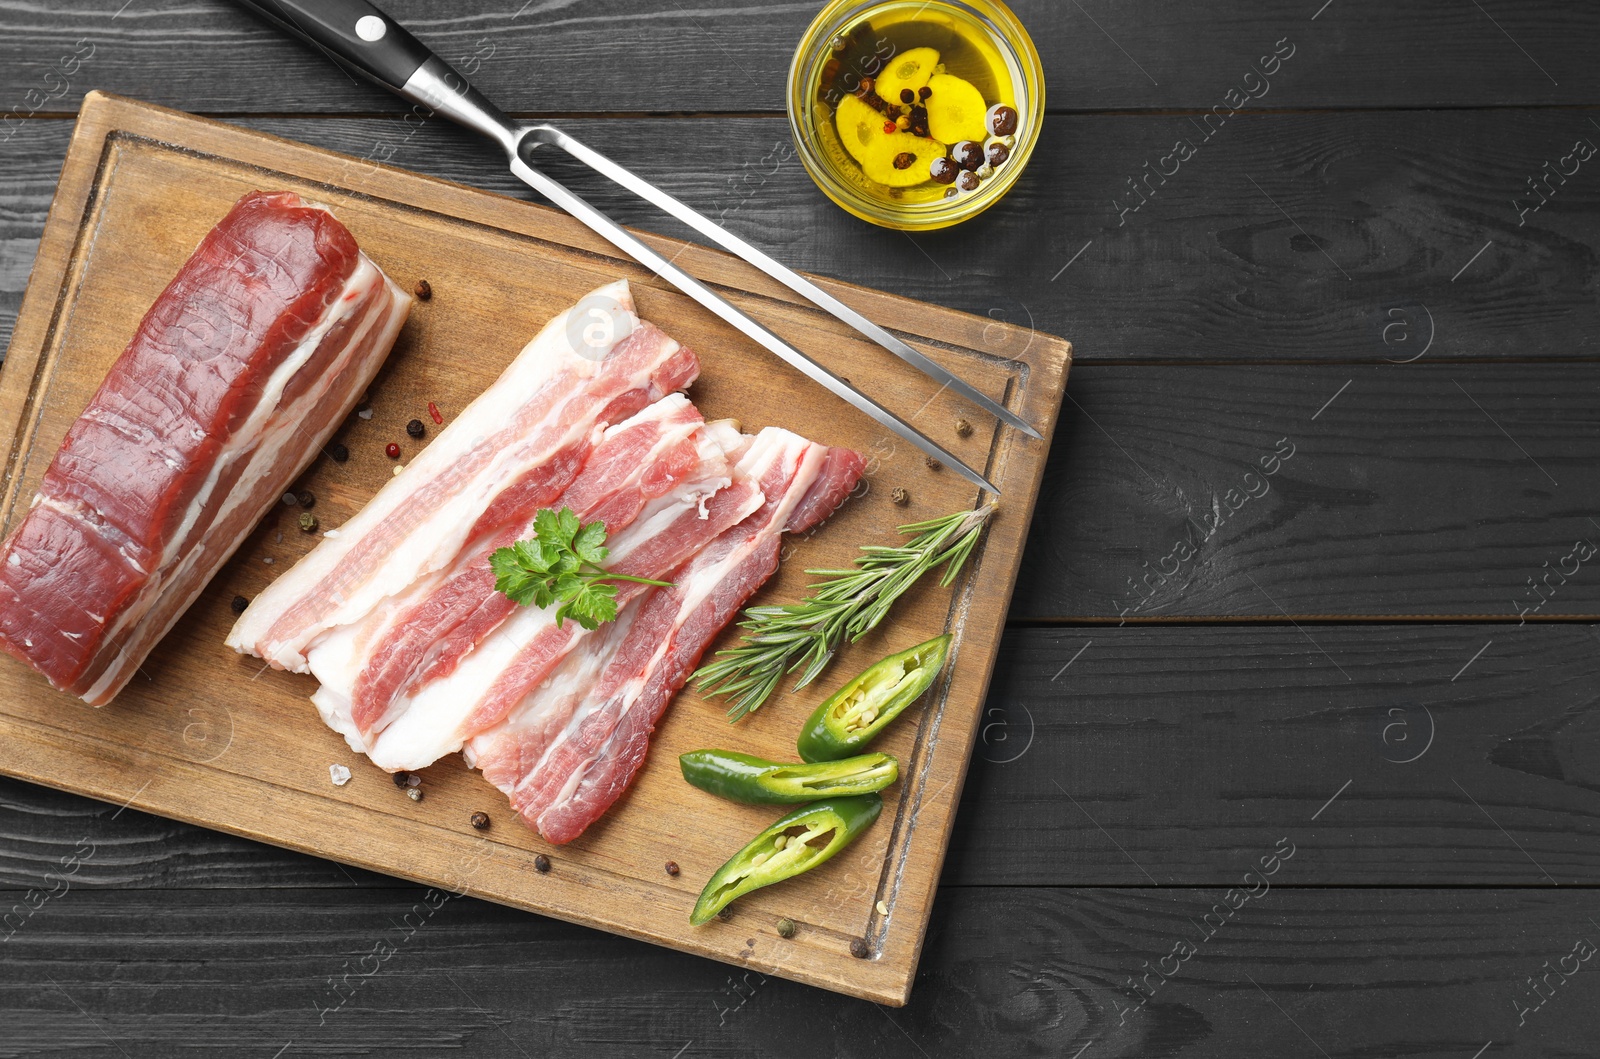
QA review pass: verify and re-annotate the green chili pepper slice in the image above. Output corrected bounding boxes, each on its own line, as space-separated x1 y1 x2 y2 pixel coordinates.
797 634 951 762
680 749 899 805
689 795 882 925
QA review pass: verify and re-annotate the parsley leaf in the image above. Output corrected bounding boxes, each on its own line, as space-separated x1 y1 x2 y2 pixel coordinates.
490 507 672 630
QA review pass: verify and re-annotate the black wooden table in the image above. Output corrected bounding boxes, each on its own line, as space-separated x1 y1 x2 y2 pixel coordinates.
4 2 1599 1055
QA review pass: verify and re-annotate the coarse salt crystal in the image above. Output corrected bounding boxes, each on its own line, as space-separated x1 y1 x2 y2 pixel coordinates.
262 557 275 565
357 408 374 420
329 764 351 786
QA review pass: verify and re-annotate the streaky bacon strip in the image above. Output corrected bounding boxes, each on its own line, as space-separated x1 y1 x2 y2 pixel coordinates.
0 191 411 704
337 393 714 744
468 428 865 843
354 415 758 772
226 280 697 672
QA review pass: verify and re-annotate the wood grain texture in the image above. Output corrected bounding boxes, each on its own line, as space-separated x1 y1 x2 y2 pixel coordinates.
1014 362 1600 620
2 886 1596 1058
0 92 1068 1005
11 105 1600 366
1 0 1595 116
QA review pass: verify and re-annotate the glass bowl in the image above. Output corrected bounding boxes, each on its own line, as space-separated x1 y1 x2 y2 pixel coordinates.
786 0 1045 231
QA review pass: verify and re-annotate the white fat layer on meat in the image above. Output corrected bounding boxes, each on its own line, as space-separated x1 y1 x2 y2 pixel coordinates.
82 260 411 704
361 421 749 773
531 430 823 819
226 280 642 669
464 600 641 778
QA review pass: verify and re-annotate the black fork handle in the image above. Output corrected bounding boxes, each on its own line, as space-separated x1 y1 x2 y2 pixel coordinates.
232 0 434 91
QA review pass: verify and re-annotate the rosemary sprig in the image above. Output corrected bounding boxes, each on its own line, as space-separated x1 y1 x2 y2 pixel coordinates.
694 503 996 722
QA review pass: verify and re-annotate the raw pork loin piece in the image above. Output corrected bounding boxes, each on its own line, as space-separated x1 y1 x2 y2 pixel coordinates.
0 191 412 704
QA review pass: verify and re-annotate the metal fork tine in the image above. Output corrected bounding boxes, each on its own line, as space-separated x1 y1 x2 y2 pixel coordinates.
510 155 1000 495
530 125 1043 440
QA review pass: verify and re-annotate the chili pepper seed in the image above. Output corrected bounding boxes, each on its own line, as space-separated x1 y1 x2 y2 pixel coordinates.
406 418 425 439
231 595 249 615
776 917 797 939
385 442 401 459
665 861 680 876
470 812 491 831
534 854 552 873
413 279 432 301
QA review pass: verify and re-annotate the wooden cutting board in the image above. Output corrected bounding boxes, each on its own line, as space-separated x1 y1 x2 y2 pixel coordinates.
0 92 1069 1005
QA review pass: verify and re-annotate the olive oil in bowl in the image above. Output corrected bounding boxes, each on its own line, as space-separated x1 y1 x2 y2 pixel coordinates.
788 0 1044 230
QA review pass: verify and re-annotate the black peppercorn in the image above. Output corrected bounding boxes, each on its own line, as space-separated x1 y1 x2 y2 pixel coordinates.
327 441 349 462
899 88 915 104
406 418 425 439
918 86 932 101
850 937 870 959
534 854 551 873
665 861 680 876
986 104 1019 137
470 811 490 830
393 771 411 788
230 595 249 615
295 490 315 509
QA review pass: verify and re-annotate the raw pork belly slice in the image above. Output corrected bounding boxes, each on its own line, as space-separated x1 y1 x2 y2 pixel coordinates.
226 279 698 672
468 427 865 843
308 395 758 771
0 191 411 704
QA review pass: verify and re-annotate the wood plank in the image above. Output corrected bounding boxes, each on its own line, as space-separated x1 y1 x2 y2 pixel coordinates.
6 623 1597 891
1013 362 1600 620
0 92 1068 1006
10 106 1600 366
2 885 1595 1057
1 1 1595 115
951 623 1600 886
